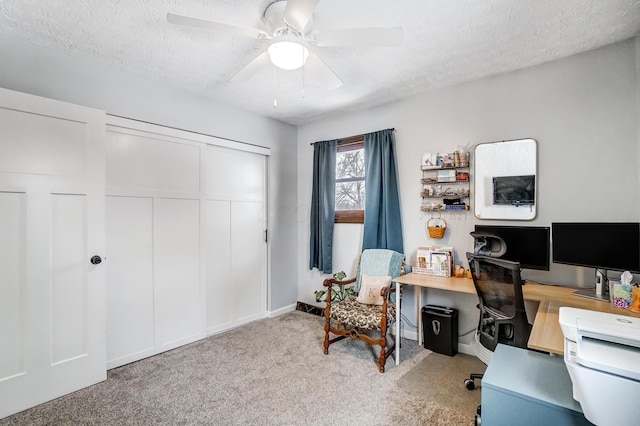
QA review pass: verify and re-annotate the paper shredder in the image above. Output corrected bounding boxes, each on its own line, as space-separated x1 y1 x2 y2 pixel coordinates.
422 305 458 356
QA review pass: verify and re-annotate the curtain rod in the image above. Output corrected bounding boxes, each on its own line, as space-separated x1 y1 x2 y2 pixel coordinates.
309 128 395 145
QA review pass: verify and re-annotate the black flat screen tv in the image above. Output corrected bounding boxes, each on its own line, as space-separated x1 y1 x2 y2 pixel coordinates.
474 225 550 271
552 222 640 273
492 175 535 206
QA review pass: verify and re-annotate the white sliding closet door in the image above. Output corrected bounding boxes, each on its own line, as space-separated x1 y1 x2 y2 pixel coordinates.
205 200 233 329
205 146 266 334
105 196 154 363
230 201 267 323
105 117 269 369
154 198 201 345
205 145 267 333
105 124 204 368
0 88 106 419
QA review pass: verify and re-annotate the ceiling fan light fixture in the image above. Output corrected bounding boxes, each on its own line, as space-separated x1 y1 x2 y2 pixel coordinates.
267 40 309 70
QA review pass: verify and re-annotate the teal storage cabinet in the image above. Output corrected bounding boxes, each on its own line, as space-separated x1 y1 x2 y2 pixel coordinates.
481 345 593 425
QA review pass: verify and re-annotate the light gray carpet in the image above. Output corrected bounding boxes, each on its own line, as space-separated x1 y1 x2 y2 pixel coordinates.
1 311 475 425
397 352 486 415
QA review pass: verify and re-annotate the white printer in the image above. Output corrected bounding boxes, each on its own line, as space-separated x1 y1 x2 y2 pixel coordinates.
559 307 640 426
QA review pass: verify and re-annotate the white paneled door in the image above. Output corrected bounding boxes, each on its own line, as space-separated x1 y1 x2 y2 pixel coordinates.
0 88 106 419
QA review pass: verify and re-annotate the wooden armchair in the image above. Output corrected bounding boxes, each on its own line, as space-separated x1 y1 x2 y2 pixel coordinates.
322 249 405 372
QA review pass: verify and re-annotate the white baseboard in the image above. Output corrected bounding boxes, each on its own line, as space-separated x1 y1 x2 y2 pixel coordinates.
457 342 475 356
403 329 419 341
107 332 205 370
267 303 297 318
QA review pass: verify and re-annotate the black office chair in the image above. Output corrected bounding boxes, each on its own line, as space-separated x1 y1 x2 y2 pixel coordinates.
464 252 532 391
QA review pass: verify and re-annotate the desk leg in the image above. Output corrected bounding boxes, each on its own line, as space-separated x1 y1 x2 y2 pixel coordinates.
396 283 401 365
416 286 423 347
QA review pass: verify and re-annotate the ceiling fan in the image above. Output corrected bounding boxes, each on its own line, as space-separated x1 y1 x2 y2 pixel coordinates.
167 0 403 87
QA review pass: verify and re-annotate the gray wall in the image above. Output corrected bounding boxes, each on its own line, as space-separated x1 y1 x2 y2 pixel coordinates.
297 39 639 340
0 35 299 312
2 34 638 324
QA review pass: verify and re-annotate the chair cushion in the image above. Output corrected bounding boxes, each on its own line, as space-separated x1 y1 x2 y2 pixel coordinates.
330 297 396 331
356 274 391 305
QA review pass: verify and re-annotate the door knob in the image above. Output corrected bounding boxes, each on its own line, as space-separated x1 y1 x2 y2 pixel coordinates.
90 255 102 265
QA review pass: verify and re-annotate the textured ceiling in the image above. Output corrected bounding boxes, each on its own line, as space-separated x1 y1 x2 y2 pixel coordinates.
0 0 639 125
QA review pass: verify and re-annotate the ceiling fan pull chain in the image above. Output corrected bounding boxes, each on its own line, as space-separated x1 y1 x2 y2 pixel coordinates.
273 64 278 108
302 47 306 99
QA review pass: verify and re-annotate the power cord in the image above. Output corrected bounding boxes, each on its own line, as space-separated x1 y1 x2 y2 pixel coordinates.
401 313 417 329
402 313 475 339
458 327 476 338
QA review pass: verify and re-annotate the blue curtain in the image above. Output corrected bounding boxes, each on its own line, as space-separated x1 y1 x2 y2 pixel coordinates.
309 140 337 273
362 129 404 253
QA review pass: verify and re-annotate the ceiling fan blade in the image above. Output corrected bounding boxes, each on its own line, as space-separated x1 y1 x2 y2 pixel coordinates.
167 13 268 39
305 51 343 89
313 27 403 47
284 0 320 31
230 51 271 83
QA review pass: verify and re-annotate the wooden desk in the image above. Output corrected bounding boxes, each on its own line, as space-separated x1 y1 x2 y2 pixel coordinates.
392 273 640 363
528 296 640 354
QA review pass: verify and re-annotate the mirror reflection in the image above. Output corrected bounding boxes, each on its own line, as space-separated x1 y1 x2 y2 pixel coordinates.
474 138 537 220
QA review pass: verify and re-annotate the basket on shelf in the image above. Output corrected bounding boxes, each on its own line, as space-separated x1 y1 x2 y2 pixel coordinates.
427 217 447 239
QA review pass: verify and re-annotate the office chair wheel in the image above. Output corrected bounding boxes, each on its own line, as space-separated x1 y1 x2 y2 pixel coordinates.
464 378 476 390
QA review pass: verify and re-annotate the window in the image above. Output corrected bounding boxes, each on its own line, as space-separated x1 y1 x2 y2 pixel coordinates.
335 135 365 223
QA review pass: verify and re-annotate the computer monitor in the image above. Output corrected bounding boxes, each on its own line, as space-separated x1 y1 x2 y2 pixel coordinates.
551 222 640 273
474 225 550 271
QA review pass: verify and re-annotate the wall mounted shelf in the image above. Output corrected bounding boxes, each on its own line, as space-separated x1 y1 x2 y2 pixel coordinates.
421 165 470 212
